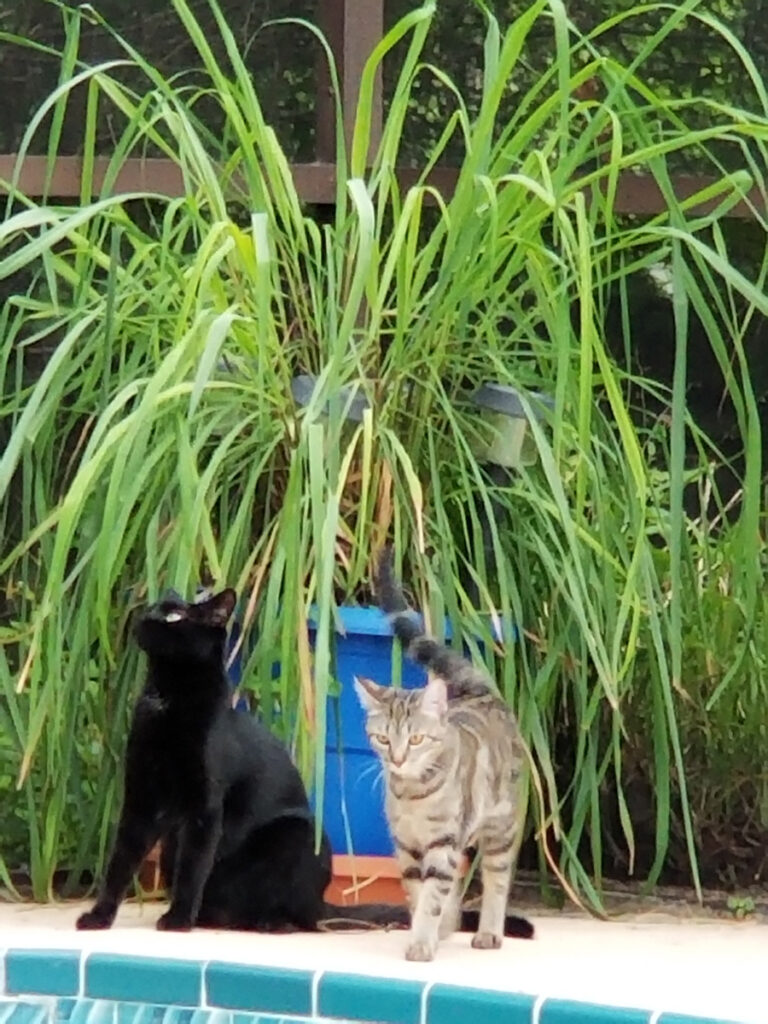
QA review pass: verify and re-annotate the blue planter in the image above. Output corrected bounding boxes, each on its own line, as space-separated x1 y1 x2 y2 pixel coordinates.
308 607 428 856
226 604 517 857
224 619 250 711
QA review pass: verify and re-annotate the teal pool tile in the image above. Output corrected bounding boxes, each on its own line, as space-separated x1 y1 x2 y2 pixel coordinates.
86 955 201 1007
427 985 536 1024
6 949 81 996
318 972 424 1024
540 999 652 1024
205 963 312 1017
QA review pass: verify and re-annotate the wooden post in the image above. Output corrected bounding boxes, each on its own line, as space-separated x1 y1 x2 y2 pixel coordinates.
315 0 384 165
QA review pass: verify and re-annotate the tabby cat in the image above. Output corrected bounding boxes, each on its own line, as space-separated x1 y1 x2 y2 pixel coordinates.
77 586 410 933
354 550 533 961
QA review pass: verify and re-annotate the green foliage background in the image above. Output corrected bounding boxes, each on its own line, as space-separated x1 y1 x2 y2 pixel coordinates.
385 0 768 166
1 0 767 167
0 0 767 906
0 0 318 158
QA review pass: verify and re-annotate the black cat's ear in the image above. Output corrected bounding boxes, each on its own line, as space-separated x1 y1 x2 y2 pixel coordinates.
200 588 237 627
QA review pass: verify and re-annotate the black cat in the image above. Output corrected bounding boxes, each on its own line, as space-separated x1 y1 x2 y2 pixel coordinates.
76 587 408 932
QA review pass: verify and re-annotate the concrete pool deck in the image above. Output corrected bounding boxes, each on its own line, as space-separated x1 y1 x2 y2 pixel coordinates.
0 901 764 1024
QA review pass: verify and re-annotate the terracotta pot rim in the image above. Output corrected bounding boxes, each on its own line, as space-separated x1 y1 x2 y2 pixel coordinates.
331 854 401 879
332 852 469 877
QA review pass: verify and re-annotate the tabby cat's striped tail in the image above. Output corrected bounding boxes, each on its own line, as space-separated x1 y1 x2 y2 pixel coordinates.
376 548 483 689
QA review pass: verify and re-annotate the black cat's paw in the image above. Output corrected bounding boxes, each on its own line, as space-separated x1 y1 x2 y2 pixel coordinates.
156 909 193 932
76 908 114 931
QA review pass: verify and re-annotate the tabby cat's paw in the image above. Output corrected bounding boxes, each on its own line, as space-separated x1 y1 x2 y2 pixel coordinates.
471 931 503 950
76 908 114 931
405 940 436 962
156 910 193 932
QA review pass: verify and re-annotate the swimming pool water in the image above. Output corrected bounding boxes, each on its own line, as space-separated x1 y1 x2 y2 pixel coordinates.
0 1004 307 1024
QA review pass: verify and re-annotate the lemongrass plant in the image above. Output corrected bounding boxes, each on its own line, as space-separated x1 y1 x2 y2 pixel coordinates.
1 0 767 904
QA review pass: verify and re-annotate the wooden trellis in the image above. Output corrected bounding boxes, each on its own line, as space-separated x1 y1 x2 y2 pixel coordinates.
0 0 763 218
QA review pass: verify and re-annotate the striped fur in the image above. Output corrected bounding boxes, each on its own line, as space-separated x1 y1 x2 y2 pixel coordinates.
352 549 533 962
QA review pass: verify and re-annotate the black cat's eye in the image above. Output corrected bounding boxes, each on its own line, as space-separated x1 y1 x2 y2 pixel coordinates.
409 734 425 745
156 600 186 623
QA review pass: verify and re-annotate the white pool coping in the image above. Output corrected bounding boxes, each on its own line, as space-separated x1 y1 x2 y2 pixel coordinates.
0 901 765 1023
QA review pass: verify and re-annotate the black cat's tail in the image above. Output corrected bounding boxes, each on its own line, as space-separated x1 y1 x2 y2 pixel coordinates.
320 902 534 939
460 909 535 939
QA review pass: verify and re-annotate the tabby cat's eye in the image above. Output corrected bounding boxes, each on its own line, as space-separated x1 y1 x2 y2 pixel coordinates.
409 733 425 746
374 733 390 745
164 611 184 623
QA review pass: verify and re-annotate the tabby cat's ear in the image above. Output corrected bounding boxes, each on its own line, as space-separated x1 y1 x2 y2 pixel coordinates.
199 588 237 627
420 676 448 719
354 675 385 711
